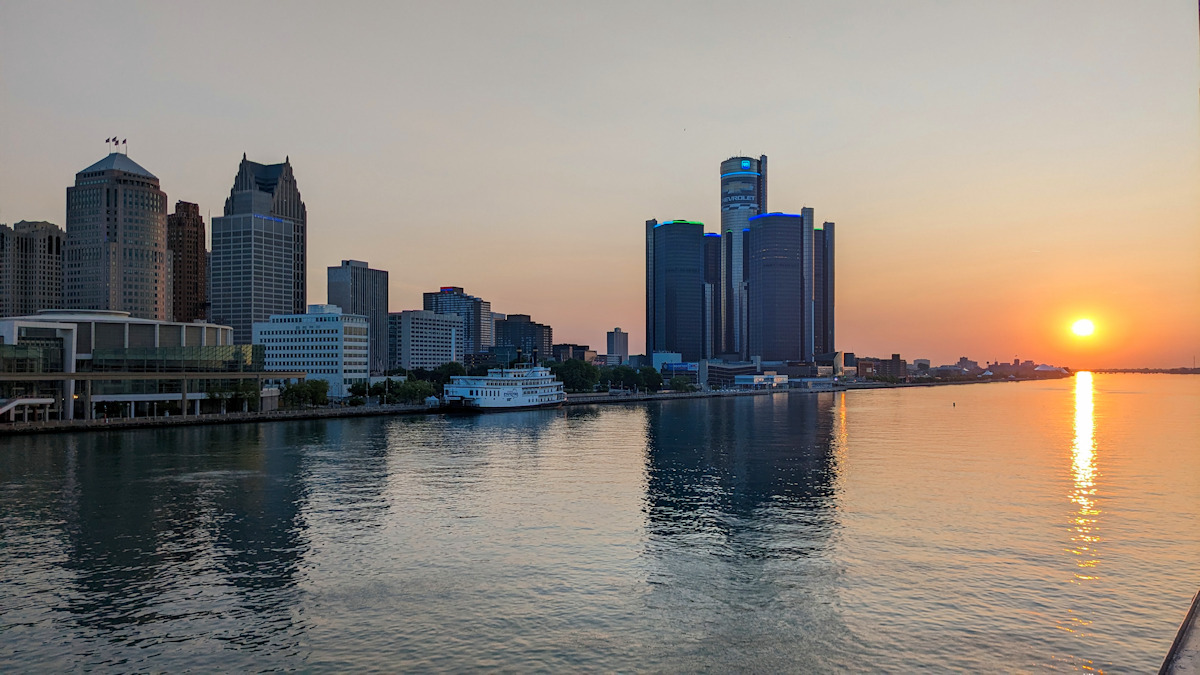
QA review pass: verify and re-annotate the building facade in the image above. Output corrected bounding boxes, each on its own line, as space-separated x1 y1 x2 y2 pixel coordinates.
747 211 814 362
0 221 64 317
210 155 306 343
253 304 368 398
395 309 463 370
327 260 388 375
813 221 835 355
606 327 629 364
645 219 706 363
166 201 207 323
422 287 492 354
719 155 767 359
495 314 553 363
65 154 169 320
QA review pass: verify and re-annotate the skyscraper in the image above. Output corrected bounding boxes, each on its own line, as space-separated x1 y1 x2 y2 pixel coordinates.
327 259 389 375
210 154 306 344
495 314 553 363
0 221 64 317
607 327 629 363
645 219 706 362
166 201 207 323
813 221 835 355
703 233 721 360
719 155 767 359
65 153 169 319
747 211 814 362
423 287 493 355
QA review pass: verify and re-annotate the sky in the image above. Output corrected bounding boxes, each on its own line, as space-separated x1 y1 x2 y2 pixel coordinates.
1 1 1197 368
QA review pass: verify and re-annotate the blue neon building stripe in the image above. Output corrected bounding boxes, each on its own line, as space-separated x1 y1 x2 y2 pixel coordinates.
720 171 761 178
748 212 803 222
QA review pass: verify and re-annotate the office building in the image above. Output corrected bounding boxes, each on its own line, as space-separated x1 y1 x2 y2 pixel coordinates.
0 221 64 317
552 343 595 363
607 327 629 364
166 202 207 323
423 287 492 354
392 310 463 370
253 304 368 398
327 260 388 375
210 154 306 343
813 221 835 355
65 153 169 320
719 155 767 358
747 211 814 362
495 314 553 363
645 219 706 362
703 233 721 360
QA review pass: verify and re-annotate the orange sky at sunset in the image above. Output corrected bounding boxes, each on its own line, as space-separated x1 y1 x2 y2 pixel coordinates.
1 2 1197 368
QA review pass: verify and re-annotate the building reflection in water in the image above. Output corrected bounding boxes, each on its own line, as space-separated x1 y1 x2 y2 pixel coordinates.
1069 371 1101 580
0 422 328 668
639 392 851 665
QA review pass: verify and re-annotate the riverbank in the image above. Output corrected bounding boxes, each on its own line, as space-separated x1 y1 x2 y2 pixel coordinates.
0 375 1071 436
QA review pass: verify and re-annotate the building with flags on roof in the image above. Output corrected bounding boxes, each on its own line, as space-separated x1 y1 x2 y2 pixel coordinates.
64 151 170 321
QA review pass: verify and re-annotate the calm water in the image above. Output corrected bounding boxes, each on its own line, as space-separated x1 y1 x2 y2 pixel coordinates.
1 374 1197 671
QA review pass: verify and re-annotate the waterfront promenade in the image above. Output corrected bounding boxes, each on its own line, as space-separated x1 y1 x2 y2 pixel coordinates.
0 387 781 435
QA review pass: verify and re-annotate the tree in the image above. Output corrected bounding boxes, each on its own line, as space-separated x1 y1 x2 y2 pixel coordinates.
348 381 369 397
639 366 663 392
668 376 697 393
551 358 599 393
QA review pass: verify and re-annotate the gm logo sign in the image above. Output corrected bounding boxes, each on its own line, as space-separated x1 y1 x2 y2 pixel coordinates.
741 159 751 170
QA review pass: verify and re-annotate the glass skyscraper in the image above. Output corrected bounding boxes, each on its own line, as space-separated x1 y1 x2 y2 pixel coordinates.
813 221 835 355
210 155 306 344
719 155 767 359
747 211 814 362
645 219 706 363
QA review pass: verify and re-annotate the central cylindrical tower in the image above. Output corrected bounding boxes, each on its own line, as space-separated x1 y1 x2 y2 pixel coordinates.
719 155 767 359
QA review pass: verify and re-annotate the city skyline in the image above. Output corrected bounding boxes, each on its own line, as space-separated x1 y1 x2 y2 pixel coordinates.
1 2 1197 367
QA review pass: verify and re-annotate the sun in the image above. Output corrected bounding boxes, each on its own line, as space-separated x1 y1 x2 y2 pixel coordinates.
1071 319 1095 337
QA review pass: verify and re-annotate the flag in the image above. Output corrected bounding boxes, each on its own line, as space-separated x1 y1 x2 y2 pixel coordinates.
105 137 111 143
122 139 127 145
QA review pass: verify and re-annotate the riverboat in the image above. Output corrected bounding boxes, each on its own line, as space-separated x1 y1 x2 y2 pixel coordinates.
441 365 566 412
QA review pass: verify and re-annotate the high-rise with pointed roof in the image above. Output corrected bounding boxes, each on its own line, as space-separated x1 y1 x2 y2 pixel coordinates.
210 154 307 343
64 153 169 320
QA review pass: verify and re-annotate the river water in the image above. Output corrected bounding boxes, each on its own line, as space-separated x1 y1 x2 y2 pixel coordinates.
1 373 1197 671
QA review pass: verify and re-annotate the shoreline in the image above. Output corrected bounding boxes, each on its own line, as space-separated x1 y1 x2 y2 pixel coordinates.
0 375 1068 436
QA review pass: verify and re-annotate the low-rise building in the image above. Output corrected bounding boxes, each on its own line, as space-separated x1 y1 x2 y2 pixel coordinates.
253 304 368 398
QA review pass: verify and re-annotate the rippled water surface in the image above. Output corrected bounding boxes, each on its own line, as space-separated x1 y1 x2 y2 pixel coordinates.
2 374 1198 671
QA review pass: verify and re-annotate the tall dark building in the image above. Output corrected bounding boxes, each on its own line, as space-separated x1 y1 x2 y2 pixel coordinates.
0 221 64 317
719 155 767 358
223 154 307 313
167 201 207 323
210 154 306 343
703 233 721 360
65 153 169 319
813 221 835 355
747 211 814 362
328 260 389 375
495 314 553 363
645 219 706 362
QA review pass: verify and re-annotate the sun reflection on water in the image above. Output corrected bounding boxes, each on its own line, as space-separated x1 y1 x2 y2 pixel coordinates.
1069 371 1101 581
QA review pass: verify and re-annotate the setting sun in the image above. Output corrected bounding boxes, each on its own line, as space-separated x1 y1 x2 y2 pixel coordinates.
1072 319 1096 337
